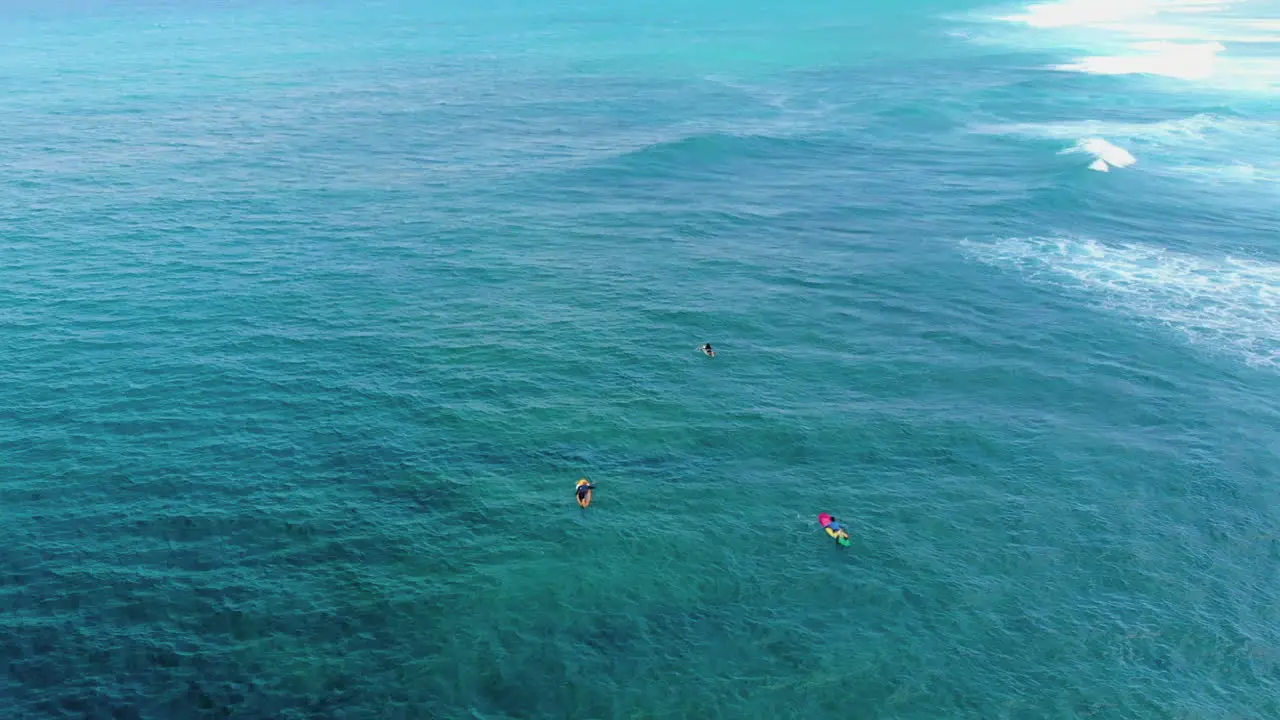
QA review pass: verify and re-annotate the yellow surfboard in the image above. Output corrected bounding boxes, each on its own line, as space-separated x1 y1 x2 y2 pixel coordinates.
576 479 592 508
825 526 851 546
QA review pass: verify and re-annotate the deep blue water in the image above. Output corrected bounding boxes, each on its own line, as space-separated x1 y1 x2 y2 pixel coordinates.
2 1 1278 718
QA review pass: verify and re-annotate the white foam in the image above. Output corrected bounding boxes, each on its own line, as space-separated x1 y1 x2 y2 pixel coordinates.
974 114 1280 183
1120 18 1280 43
1061 137 1139 169
974 113 1274 143
1168 160 1280 183
1056 136 1139 170
999 0 1235 29
977 0 1280 91
1053 40 1226 79
1002 0 1195 29
962 236 1280 369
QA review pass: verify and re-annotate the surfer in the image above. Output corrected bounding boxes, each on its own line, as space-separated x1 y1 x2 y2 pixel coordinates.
576 481 596 504
701 343 716 357
828 518 849 540
819 513 851 545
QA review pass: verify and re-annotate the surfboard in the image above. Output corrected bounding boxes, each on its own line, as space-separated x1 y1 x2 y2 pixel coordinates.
576 479 592 508
819 513 850 546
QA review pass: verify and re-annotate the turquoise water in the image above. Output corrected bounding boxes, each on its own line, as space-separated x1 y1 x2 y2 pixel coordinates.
2 0 1279 717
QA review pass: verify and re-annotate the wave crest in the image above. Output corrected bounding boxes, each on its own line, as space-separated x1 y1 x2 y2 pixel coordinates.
962 236 1280 369
975 0 1280 90
1060 137 1139 171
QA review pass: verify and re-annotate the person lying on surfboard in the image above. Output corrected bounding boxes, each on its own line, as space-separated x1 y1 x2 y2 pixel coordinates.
828 519 850 540
701 343 716 357
576 481 596 503
819 513 851 543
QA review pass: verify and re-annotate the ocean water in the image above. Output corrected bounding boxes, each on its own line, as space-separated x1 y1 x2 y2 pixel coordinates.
1 0 1278 717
